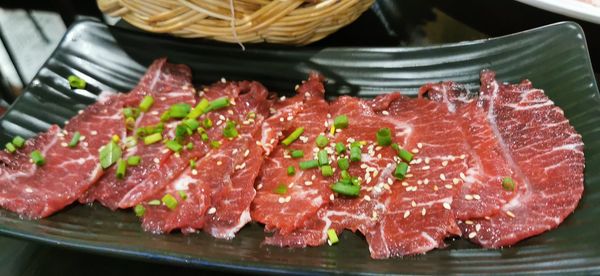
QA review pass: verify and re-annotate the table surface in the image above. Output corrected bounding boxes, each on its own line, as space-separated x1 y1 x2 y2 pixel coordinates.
0 1 598 275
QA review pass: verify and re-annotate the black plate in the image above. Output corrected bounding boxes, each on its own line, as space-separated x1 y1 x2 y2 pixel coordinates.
0 19 599 274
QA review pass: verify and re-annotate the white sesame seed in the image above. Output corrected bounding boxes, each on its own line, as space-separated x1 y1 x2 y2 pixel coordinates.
422 165 430 170
278 197 285 204
506 210 516 218
403 210 411 219
411 148 419 153
460 172 467 181
453 178 460 184
382 110 390 116
423 179 429 185
232 149 239 154
364 195 371 201
440 174 446 181
443 202 451 210
433 185 439 191
465 194 473 200
417 180 423 185
442 160 448 167
473 194 481 200
475 224 481 232
161 149 169 154
83 142 89 147
445 184 453 189
401 181 409 186
217 161 222 166
228 110 234 115
330 194 335 201
421 208 426 216
279 117 284 122
285 196 292 202
257 183 263 190
417 143 423 149
424 157 430 164
90 130 98 135
219 115 226 121
405 174 413 178
360 164 368 169
465 220 474 225
287 116 294 121
60 142 68 147
411 201 417 207
221 77 227 83
311 175 316 180
304 181 312 186
208 207 217 214
153 158 160 164
191 169 198 175
468 232 477 239
256 141 263 146
244 149 250 157
387 178 393 185
460 154 466 159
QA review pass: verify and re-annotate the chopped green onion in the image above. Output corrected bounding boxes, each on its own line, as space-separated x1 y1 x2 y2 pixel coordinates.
299 160 319 170
30 150 45 166
201 133 209 142
287 166 296 176
12 136 25 148
337 158 349 170
190 159 197 169
165 140 183 152
350 146 361 162
290 150 304 159
394 162 409 179
127 155 141 166
223 120 239 139
136 123 164 137
161 194 178 210
502 177 515 191
178 190 188 201
351 177 361 186
143 133 162 145
134 204 145 217
398 149 413 162
183 119 200 131
68 131 81 147
186 142 193 150
175 125 192 142
147 200 161 206
122 107 140 119
116 159 127 179
340 170 350 180
335 142 346 154
321 165 333 177
187 98 209 119
376 128 392 146
210 141 221 149
247 111 256 119
316 135 329 148
160 111 171 122
139 95 154 112
125 136 137 148
331 182 360 197
317 150 329 166
327 229 339 245
273 184 288 195
68 75 86 89
125 117 136 130
333 115 349 129
5 142 16 153
99 141 121 169
169 103 191 119
281 127 304 146
207 97 230 111
203 118 213 129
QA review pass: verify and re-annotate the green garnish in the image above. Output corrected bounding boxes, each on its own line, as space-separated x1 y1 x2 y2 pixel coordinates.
99 141 121 169
183 119 200 131
394 162 409 179
210 141 221 149
327 229 339 245
122 107 140 119
186 142 193 150
160 111 171 122
134 204 146 217
190 159 197 169
125 117 136 130
317 150 329 166
316 135 329 148
162 194 178 210
147 200 161 206
139 95 154 112
281 127 304 146
502 177 515 191
201 133 209 142
116 159 127 179
5 142 16 153
136 123 164 137
187 98 209 119
273 184 288 195
350 145 361 162
127 155 141 166
333 115 348 129
287 166 296 176
67 75 86 89
321 165 333 177
335 142 345 154
392 143 413 162
340 170 350 180
376 127 392 146
169 103 191 119
331 182 360 197
207 97 230 111
143 133 163 145
12 136 25 148
178 190 188 201
30 150 45 166
337 158 349 171
203 118 213 129
125 136 137 148
290 150 304 159
223 120 239 139
299 160 319 170
165 140 183 152
68 131 81 147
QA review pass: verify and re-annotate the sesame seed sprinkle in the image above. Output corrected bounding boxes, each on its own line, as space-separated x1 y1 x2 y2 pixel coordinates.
417 143 423 149
278 197 285 204
60 142 68 147
403 210 411 219
460 172 467 181
475 224 481 232
192 169 198 175
465 220 474 225
411 148 419 153
208 207 217 214
465 194 473 200
217 161 223 166
330 194 335 201
506 210 516 218
468 232 477 239
411 201 416 207
364 195 371 201
244 149 250 157
421 208 426 216
422 165 430 170
444 184 453 189
442 160 448 167
443 202 451 210
453 178 460 184
423 179 429 185
90 130 98 135
382 110 390 116
473 194 481 200
304 181 313 186
153 158 160 164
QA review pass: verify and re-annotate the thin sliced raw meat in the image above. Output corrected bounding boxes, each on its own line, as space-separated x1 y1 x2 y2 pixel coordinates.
267 94 467 258
252 73 333 235
0 91 131 218
420 82 518 220
140 81 271 237
81 59 196 210
460 71 584 247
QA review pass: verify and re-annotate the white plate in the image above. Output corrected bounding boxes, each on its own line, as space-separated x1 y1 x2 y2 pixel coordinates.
516 0 600 24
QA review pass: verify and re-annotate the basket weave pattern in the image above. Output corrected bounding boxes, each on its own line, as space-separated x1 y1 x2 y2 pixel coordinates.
97 0 375 45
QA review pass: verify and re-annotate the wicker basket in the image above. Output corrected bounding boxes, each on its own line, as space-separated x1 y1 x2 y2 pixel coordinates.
97 0 375 45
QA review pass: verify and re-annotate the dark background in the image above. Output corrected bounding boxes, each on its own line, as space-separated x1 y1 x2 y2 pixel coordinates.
0 1 598 275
